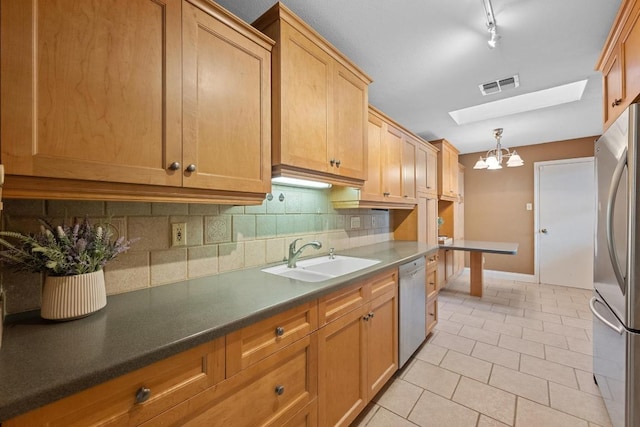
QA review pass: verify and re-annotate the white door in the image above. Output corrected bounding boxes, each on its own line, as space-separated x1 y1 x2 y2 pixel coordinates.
536 158 595 289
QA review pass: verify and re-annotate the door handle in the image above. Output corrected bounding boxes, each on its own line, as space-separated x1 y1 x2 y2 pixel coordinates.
589 297 624 335
540 228 548 234
606 146 628 295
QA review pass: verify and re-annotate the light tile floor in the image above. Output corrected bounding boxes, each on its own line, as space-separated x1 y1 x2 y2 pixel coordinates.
351 271 612 427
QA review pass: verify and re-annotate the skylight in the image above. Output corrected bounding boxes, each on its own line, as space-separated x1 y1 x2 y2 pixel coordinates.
448 79 588 125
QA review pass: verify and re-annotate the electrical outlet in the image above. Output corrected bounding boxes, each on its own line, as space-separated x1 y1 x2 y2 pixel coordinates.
171 223 187 247
350 216 361 229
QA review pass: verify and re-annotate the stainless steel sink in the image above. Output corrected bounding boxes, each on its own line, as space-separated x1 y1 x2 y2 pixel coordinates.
262 255 381 282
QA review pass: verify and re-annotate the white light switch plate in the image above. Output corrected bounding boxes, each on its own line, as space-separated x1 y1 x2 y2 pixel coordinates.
526 203 533 211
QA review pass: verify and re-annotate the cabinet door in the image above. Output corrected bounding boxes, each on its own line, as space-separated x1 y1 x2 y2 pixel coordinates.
416 143 428 194
426 294 438 336
278 22 332 173
603 45 624 128
318 306 367 427
382 125 404 202
417 196 428 244
333 63 367 180
426 147 438 197
402 137 417 202
622 3 640 111
360 113 384 201
0 0 182 186
366 290 398 399
182 2 271 193
446 149 459 198
426 197 438 247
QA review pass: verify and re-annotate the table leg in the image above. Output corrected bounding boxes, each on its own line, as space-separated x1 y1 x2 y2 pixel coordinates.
469 251 483 297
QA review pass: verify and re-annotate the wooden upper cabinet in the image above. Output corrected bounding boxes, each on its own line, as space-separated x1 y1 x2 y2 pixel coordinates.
360 112 385 202
253 2 371 187
333 62 368 180
426 144 438 197
597 0 640 129
401 136 416 202
430 139 459 201
0 0 273 203
416 140 438 197
182 1 271 194
330 106 423 209
1 0 183 186
383 124 404 203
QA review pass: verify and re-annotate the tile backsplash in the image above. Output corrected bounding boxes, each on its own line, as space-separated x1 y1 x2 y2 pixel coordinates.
0 185 392 315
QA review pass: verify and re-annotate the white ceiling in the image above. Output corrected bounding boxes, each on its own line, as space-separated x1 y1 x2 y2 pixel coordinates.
214 0 622 154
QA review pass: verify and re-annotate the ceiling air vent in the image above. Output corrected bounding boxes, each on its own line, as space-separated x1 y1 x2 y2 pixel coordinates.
479 74 519 96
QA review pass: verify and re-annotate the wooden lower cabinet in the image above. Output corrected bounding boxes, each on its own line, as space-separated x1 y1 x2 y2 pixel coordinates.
318 306 368 427
4 339 225 427
426 294 438 336
5 269 402 427
167 334 318 427
318 270 398 427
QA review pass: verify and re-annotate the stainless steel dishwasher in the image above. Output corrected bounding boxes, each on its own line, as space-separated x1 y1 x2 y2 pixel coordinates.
399 256 427 367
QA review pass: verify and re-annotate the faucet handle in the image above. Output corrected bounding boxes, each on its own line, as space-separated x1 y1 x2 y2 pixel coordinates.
329 248 335 259
289 238 303 251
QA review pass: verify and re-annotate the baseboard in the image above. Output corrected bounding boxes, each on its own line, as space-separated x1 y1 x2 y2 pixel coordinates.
462 267 538 283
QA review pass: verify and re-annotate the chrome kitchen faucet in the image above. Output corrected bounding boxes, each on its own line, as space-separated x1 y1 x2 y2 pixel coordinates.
287 238 322 268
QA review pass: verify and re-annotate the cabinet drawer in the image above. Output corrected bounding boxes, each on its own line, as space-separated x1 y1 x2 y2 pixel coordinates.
5 339 225 427
318 280 368 325
426 267 437 298
152 333 318 427
426 295 438 336
369 269 398 301
426 253 438 270
226 301 318 376
282 399 318 427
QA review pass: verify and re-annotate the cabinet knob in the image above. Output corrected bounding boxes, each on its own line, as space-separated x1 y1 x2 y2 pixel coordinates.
335 159 341 167
168 162 181 171
403 195 409 198
135 387 151 404
275 326 285 337
612 98 622 107
540 228 548 234
363 314 370 321
330 159 336 166
383 192 390 197
275 385 285 395
185 164 197 173
369 311 375 319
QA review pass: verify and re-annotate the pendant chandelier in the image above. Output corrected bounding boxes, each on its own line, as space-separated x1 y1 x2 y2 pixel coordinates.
473 128 524 170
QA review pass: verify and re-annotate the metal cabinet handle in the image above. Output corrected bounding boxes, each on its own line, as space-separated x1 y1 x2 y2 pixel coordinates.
135 387 151 404
168 162 181 171
369 311 374 319
363 314 369 321
383 192 391 197
540 228 548 234
611 98 622 107
330 159 336 166
275 326 285 337
185 164 197 172
335 159 341 167
275 385 285 395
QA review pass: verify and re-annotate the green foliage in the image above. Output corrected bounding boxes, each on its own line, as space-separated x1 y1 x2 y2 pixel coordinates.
0 218 137 277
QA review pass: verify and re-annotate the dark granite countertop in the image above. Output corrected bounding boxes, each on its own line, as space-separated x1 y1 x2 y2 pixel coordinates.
440 239 519 255
0 240 437 421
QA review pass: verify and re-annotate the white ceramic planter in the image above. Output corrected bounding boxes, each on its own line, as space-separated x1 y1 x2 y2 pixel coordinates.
41 270 107 321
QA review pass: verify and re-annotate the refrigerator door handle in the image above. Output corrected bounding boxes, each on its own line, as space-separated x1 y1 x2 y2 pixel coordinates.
606 146 628 294
590 296 624 335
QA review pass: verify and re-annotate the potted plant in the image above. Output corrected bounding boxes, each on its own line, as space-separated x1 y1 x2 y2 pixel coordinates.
0 217 135 320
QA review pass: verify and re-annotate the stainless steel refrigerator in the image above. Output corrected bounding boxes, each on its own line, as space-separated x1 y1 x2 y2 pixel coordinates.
592 102 640 427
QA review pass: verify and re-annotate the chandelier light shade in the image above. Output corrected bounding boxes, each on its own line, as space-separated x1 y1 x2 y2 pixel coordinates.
473 128 524 170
